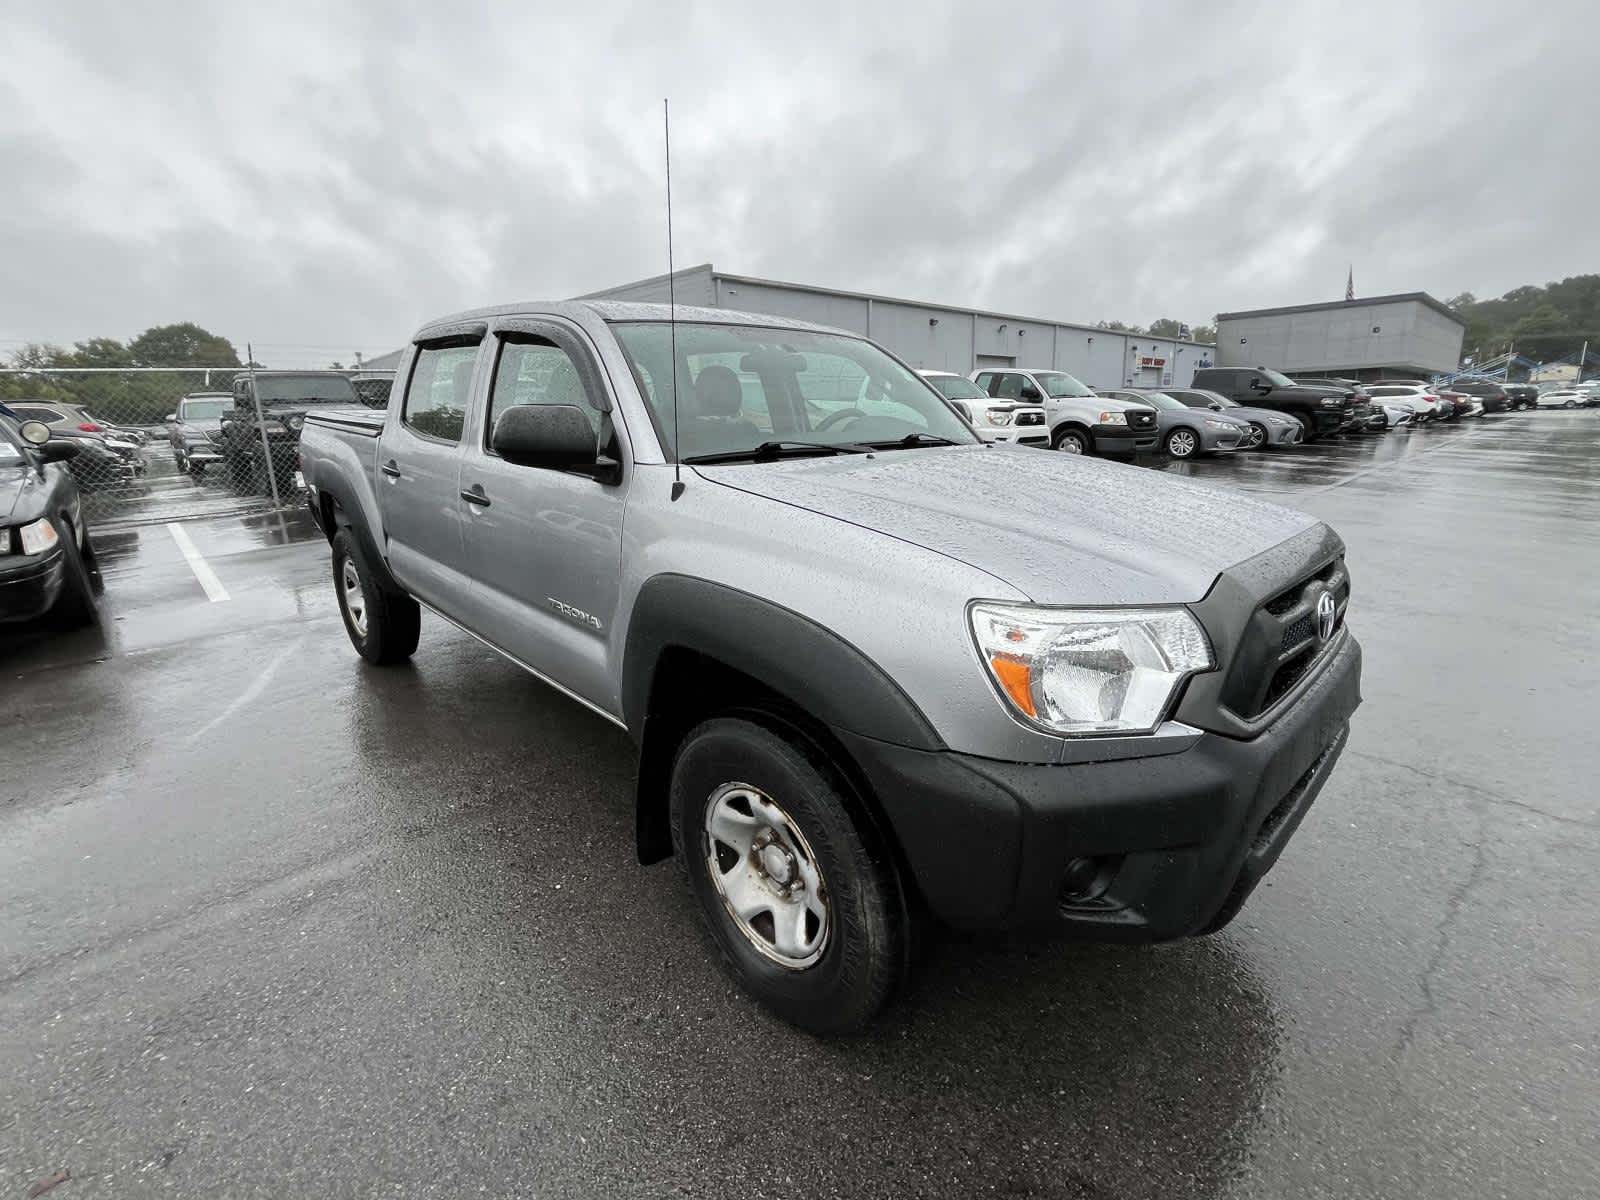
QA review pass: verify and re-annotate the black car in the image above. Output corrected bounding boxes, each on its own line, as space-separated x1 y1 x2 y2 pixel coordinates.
1501 383 1538 411
1289 376 1380 432
1 399 139 492
1444 378 1510 413
1188 367 1351 441
0 412 102 627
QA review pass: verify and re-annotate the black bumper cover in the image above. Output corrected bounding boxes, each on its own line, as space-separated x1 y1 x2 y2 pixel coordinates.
0 548 66 624
839 633 1362 940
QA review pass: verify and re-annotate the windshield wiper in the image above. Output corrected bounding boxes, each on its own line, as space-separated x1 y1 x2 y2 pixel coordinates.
683 440 873 465
868 432 961 449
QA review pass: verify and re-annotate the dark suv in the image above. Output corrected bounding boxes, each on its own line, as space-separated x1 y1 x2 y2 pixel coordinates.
1445 379 1510 413
1500 383 1538 411
1189 367 1351 441
218 371 362 495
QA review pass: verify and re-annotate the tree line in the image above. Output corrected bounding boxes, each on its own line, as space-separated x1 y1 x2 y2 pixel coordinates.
1445 275 1600 365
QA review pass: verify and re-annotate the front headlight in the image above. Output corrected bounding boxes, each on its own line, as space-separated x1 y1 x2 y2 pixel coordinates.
1203 418 1231 429
969 602 1213 736
985 409 1014 426
1097 411 1128 426
17 518 61 556
1319 396 1343 408
283 415 305 432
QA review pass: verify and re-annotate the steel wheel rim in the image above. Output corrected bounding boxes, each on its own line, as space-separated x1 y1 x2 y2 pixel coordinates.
1057 434 1083 454
341 559 367 637
703 782 830 970
1170 430 1197 457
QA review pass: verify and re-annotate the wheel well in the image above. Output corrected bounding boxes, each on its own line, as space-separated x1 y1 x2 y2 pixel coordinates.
1052 422 1091 445
633 645 920 908
319 490 341 543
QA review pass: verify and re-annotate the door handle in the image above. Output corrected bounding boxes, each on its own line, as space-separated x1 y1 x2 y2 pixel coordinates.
460 485 490 507
380 460 401 479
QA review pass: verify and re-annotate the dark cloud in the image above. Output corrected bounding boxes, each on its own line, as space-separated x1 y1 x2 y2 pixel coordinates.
1 0 1591 364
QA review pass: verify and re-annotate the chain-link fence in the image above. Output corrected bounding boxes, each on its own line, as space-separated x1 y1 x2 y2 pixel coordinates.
0 367 392 527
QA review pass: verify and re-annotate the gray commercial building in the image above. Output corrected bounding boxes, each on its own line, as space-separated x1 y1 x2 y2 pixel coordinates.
1215 294 1466 380
584 264 1216 389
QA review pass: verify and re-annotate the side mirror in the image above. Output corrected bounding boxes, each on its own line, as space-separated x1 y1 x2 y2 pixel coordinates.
164 412 178 423
1020 384 1042 401
18 420 52 446
492 404 616 480
37 440 81 463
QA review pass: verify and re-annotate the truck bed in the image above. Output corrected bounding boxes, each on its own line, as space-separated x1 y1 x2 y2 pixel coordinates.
304 407 386 437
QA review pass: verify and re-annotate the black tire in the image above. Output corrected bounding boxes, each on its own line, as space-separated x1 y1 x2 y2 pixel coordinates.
1052 426 1090 455
1164 427 1199 459
1564 399 1577 409
670 717 905 1033
332 528 420 665
1246 422 1268 449
50 523 99 629
1295 414 1319 442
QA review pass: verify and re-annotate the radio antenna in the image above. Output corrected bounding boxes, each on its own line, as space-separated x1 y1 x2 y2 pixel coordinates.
664 98 685 501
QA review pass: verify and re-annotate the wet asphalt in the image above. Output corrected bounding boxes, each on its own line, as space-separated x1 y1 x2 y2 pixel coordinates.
2 413 1596 1199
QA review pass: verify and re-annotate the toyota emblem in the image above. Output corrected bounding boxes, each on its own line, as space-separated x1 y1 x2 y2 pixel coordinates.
1315 591 1337 641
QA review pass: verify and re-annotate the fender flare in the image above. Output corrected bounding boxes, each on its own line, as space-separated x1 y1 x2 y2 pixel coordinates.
317 480 405 596
623 574 944 862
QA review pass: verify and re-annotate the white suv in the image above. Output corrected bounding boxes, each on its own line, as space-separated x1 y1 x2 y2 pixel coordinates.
971 367 1159 455
918 371 1049 447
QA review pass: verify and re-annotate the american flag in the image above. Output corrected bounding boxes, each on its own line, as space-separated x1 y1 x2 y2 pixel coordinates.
1346 266 1355 301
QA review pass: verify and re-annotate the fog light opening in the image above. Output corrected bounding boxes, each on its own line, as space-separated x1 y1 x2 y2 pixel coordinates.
1059 855 1121 907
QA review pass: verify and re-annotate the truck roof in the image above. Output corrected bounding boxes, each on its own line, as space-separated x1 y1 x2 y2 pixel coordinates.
412 300 850 344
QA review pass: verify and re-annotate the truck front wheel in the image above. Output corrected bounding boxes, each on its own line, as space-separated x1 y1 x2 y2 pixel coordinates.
332 529 420 664
1295 414 1319 442
670 717 904 1033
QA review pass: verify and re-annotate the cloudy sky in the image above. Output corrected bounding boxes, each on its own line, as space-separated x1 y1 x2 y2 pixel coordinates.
2 0 1592 365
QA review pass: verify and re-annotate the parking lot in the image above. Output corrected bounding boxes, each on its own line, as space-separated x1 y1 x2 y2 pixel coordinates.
2 413 1597 1198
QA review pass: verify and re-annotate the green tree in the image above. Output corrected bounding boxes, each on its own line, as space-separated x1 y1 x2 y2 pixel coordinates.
1191 324 1217 345
1147 318 1185 338
127 322 240 367
65 337 134 367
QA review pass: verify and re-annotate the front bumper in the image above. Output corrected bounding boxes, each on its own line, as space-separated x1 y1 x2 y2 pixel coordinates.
985 428 1051 448
841 632 1362 939
0 547 67 624
1093 422 1159 454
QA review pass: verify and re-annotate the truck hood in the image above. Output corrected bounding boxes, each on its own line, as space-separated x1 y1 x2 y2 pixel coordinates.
695 445 1319 604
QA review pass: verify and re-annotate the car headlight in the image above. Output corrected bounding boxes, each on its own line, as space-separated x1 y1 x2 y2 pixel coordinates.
985 409 1014 426
283 415 305 432
15 518 61 557
1097 411 1128 426
969 602 1214 736
1319 397 1343 408
1203 418 1231 429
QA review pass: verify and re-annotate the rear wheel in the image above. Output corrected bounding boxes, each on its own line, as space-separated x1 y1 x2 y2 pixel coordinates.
332 529 420 664
1052 426 1089 455
1165 428 1199 459
670 717 904 1033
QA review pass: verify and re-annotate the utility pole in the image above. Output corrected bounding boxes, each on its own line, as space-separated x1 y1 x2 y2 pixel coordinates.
1579 340 1590 385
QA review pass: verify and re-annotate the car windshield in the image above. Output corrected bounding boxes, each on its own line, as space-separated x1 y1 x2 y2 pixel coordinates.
610 321 979 461
1032 370 1096 398
256 377 359 405
180 399 230 420
925 374 989 400
1262 368 1299 387
1137 392 1188 411
0 418 24 465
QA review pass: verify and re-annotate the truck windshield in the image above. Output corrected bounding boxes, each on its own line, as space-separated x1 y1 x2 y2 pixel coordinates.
1262 368 1299 388
256 377 360 405
180 399 230 420
1032 371 1096 398
610 322 979 461
925 374 988 400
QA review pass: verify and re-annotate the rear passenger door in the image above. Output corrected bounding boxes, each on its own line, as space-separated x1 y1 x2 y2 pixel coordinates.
380 332 485 613
455 318 627 716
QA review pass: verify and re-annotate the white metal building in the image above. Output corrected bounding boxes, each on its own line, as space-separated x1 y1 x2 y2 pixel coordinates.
1215 294 1466 380
583 264 1216 389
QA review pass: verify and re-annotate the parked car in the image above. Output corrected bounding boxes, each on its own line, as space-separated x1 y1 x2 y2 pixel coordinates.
1099 389 1247 458
1501 383 1538 411
1 400 140 491
1287 376 1378 432
217 371 363 495
1365 383 1448 423
164 392 232 475
1188 367 1350 441
298 300 1363 1033
1160 388 1305 449
1367 399 1416 430
918 371 1049 447
3 399 146 475
1536 389 1587 409
970 367 1159 455
0 414 102 627
1443 378 1509 413
1436 389 1484 418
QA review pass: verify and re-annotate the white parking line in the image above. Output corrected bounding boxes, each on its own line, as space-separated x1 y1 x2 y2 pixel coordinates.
165 522 231 602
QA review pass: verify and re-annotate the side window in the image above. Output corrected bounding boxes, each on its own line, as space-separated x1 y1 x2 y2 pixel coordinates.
8 406 60 424
993 373 1025 400
488 338 603 444
404 342 478 442
974 372 996 394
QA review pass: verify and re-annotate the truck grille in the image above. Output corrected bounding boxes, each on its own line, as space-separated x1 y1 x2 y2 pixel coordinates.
1127 409 1157 431
1015 411 1045 427
1220 558 1350 720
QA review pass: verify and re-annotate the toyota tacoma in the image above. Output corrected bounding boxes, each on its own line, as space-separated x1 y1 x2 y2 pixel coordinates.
298 301 1362 1032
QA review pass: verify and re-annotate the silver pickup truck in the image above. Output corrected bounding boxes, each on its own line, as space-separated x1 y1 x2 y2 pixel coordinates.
298 300 1362 1032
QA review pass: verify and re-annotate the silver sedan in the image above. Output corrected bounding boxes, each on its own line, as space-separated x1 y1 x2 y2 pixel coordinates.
1101 389 1248 459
